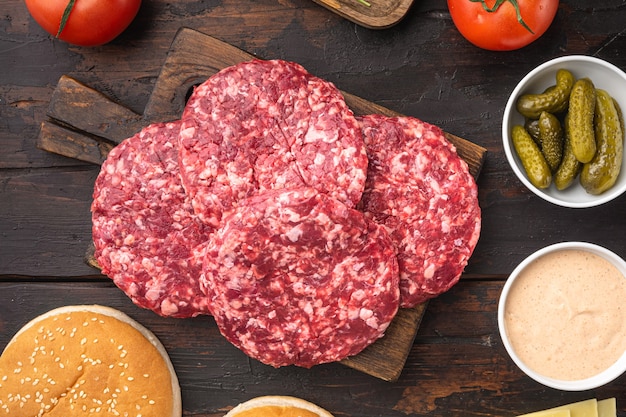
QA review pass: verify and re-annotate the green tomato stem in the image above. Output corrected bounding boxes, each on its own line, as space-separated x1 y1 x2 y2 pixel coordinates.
57 0 76 37
468 0 534 34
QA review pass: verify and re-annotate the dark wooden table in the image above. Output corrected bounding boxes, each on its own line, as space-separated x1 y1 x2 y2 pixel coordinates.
2 0 626 416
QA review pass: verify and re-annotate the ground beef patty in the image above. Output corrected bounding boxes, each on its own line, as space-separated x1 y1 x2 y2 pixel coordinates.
92 121 213 318
179 59 367 227
357 115 481 308
201 187 400 368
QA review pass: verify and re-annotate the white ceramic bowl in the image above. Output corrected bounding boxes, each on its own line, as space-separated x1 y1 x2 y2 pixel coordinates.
502 55 626 208
498 242 626 391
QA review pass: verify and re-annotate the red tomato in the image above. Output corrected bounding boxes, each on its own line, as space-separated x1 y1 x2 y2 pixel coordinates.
447 0 559 51
24 0 141 46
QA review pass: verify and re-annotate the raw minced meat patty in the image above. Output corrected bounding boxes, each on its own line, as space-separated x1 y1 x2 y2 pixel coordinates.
178 59 368 227
200 187 400 368
92 121 213 318
357 114 481 308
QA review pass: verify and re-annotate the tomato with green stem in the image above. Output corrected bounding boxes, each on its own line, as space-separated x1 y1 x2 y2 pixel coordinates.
25 0 142 46
447 0 559 51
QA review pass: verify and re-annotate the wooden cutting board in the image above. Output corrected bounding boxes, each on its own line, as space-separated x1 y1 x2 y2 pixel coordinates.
309 0 416 29
37 27 486 382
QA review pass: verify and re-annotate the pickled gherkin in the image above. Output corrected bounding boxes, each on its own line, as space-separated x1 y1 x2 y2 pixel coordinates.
512 125 552 189
567 78 597 163
524 118 542 146
538 111 564 172
554 114 582 191
516 69 575 119
580 89 624 195
614 98 625 135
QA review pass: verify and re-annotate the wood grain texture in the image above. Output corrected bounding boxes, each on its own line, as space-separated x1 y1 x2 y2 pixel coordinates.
3 0 626 414
9 0 626 279
309 0 415 29
1 280 623 417
34 27 485 382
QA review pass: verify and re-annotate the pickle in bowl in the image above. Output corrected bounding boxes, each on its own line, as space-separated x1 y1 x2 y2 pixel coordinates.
502 55 626 208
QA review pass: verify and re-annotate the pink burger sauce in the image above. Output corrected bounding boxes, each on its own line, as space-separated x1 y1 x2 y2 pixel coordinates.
504 249 626 381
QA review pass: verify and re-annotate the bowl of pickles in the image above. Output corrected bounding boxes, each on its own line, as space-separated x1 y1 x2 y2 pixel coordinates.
502 55 626 208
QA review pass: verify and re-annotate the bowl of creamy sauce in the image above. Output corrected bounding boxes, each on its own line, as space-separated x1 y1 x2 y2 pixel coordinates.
498 241 626 390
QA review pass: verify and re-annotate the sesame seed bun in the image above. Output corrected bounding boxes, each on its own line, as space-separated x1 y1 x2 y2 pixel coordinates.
0 305 181 416
225 396 335 417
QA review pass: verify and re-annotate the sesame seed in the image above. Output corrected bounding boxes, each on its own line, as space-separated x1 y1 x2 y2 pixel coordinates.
142 374 149 378
148 400 155 405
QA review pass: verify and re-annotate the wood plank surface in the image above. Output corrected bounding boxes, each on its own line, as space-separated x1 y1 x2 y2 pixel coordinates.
7 0 626 280
34 27 485 382
3 0 626 414
1 280 623 417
